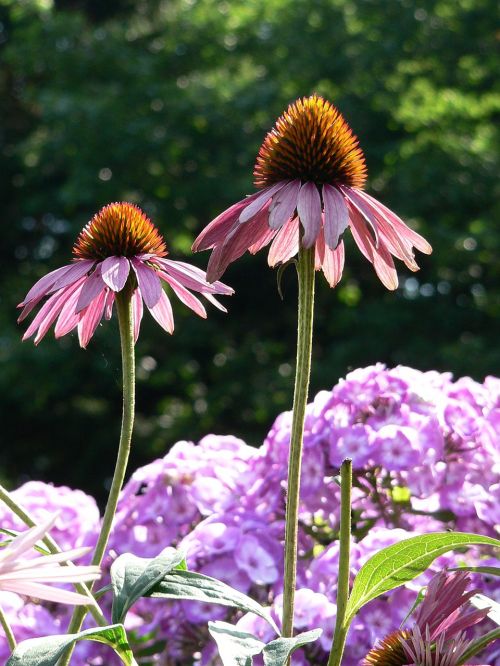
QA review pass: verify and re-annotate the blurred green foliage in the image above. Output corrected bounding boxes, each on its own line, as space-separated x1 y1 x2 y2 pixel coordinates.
1 0 498 502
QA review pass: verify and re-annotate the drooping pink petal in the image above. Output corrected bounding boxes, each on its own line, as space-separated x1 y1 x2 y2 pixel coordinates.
22 280 84 344
207 204 272 281
248 225 277 254
49 260 95 293
77 289 107 348
269 179 301 230
153 258 234 295
158 271 207 318
101 256 131 292
0 515 58 566
18 264 74 308
132 288 143 343
349 204 398 290
322 184 349 249
131 258 163 308
54 278 88 338
192 199 248 251
104 290 115 320
340 186 379 247
0 580 95 605
268 216 300 267
75 264 106 313
148 290 174 334
297 181 322 248
238 182 286 223
202 293 227 312
314 228 345 287
357 190 432 255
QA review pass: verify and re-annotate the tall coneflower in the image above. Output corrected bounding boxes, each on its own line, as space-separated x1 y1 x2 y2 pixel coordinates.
193 95 432 650
18 202 232 665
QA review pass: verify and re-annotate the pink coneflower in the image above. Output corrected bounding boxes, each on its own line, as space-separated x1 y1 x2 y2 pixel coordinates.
0 515 100 605
193 94 431 288
362 571 491 666
18 202 233 347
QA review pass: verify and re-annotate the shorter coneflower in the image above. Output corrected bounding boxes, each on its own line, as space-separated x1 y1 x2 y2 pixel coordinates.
362 571 492 666
0 515 100 605
18 202 233 347
193 94 431 288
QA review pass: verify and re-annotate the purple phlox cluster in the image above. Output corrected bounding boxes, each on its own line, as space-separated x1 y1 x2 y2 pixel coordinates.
2 366 499 665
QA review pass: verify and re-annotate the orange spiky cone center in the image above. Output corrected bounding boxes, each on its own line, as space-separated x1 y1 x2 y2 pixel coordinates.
254 94 367 190
362 630 411 666
73 202 168 261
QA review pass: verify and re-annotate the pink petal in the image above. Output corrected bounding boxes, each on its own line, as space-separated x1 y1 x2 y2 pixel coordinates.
248 225 277 254
192 200 248 251
321 238 345 288
77 290 107 348
340 186 379 246
131 258 163 308
158 271 207 318
0 580 94 605
268 216 299 267
75 265 106 313
357 190 432 255
148 290 174 334
153 258 234 295
132 288 143 343
202 293 227 312
269 180 301 230
22 280 84 344
18 264 74 307
238 182 286 224
101 256 131 291
54 279 88 338
297 182 322 248
0 515 58 565
322 184 349 249
104 290 115 320
50 260 95 293
206 204 272 281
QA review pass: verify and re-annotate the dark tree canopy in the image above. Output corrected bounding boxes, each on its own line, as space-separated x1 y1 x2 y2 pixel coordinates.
1 0 498 502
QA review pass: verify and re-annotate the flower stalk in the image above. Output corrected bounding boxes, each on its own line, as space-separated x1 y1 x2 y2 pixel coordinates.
0 603 17 651
328 458 352 666
60 289 136 664
282 244 315 640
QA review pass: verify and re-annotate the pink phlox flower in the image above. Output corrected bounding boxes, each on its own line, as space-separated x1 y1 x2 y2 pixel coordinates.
0 514 100 605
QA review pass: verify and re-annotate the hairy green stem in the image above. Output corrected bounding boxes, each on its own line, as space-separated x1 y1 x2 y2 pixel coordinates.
60 292 136 665
282 246 315 641
0 484 106 627
0 603 17 652
327 459 352 666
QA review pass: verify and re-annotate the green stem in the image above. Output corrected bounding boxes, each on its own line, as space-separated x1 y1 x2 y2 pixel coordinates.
327 459 352 666
0 484 106 627
458 626 500 664
282 246 315 640
60 291 136 665
0 603 17 652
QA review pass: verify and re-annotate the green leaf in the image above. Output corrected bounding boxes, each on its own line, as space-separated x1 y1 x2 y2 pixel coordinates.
345 532 500 624
6 624 136 666
262 629 322 665
111 548 186 624
149 569 279 634
208 621 265 666
450 566 500 577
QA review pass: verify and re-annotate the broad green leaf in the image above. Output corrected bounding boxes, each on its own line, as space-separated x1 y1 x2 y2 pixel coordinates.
111 547 185 624
149 569 279 634
208 621 265 666
6 624 136 666
262 629 322 665
345 532 500 623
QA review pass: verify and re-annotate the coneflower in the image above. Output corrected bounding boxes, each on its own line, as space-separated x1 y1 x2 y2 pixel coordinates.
193 94 431 289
